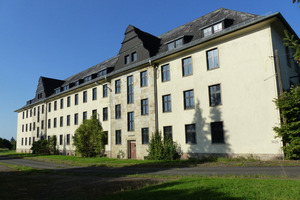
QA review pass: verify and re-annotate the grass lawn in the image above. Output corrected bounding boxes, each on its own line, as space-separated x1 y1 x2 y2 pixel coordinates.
103 176 300 200
1 149 300 168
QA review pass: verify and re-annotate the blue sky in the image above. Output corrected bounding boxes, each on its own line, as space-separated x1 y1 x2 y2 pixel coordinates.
0 0 299 141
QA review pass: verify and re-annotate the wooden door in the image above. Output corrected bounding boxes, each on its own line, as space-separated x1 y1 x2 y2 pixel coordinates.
130 141 136 159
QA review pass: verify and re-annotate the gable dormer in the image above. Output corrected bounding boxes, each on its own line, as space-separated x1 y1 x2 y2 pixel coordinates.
115 25 160 70
34 77 65 102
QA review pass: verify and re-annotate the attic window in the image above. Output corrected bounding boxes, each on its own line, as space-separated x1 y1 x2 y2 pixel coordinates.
55 88 60 94
132 52 137 62
63 85 69 91
99 69 107 77
75 81 80 86
37 93 43 99
125 55 130 65
203 22 223 37
167 38 183 51
84 75 92 82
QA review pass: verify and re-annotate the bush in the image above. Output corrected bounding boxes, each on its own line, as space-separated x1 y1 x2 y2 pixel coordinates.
147 130 181 160
31 140 50 154
73 114 106 157
274 86 300 159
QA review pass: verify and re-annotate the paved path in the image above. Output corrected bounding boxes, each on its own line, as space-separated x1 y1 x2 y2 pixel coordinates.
1 156 300 178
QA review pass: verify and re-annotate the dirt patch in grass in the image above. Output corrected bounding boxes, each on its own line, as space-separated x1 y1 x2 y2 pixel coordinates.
0 171 168 200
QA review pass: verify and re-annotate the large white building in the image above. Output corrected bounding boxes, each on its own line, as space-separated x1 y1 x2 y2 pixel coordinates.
15 8 299 160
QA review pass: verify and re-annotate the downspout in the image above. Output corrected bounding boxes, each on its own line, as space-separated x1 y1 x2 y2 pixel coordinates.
152 60 159 131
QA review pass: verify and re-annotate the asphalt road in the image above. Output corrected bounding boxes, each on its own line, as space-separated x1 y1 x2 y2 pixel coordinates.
1 156 300 177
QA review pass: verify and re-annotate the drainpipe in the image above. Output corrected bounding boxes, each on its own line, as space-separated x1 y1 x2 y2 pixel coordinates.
153 62 159 131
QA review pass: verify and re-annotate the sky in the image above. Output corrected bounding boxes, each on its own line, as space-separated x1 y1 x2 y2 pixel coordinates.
0 0 299 141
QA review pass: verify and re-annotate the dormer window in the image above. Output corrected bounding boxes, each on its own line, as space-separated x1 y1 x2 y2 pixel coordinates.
84 75 92 82
125 55 130 65
132 52 137 62
167 38 183 51
55 88 60 94
203 22 223 37
98 69 107 77
63 85 69 91
37 93 43 99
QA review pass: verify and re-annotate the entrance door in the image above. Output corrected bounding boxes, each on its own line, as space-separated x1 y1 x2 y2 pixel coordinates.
129 141 136 159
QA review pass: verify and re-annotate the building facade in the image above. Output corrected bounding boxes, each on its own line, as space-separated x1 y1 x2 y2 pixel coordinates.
15 8 300 160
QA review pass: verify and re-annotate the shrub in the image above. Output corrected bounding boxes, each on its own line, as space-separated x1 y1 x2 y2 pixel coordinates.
147 130 181 160
31 140 50 154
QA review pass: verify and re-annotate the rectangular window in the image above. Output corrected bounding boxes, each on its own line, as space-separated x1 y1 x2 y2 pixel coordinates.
22 124 24 132
203 27 212 37
75 94 78 105
48 119 51 129
185 124 196 144
182 57 192 76
25 138 27 145
54 101 57 111
54 118 57 128
168 42 175 50
29 123 32 131
33 137 35 143
116 130 121 145
60 98 63 109
22 112 24 119
92 88 97 100
21 138 24 146
37 127 39 138
67 134 70 145
163 126 172 141
184 90 194 109
213 23 223 33
162 94 171 112
74 113 78 125
103 131 108 145
132 52 137 62
115 79 121 94
83 111 87 121
128 112 134 131
34 108 36 116
26 110 28 118
162 64 170 82
125 55 130 64
83 91 87 103
67 115 70 126
209 84 221 106
59 135 63 145
141 99 148 115
92 109 97 119
207 48 219 70
115 104 121 119
127 76 133 104
140 71 148 87
33 122 35 131
103 107 108 121
37 106 40 122
42 105 44 114
142 128 149 144
30 109 32 117
41 120 44 129
60 116 63 127
26 124 28 132
103 84 108 98
211 122 225 144
29 137 31 146
48 103 51 112
67 96 71 107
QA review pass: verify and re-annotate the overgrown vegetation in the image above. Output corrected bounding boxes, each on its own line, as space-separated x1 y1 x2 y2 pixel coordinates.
274 86 300 159
284 30 300 65
73 115 106 157
31 136 57 155
147 130 181 160
0 137 16 150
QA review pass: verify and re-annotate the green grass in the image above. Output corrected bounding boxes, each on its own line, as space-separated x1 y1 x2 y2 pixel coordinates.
103 176 300 200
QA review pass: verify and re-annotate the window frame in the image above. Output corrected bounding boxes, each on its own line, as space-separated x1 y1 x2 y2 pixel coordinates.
207 48 219 70
83 91 87 103
127 112 134 131
142 128 149 144
103 107 108 121
116 130 121 145
115 104 121 119
162 94 171 113
140 70 148 87
185 124 196 144
184 89 194 109
163 126 173 141
115 79 121 94
103 84 108 98
209 84 222 107
211 121 225 144
161 64 170 82
127 75 134 104
141 99 149 115
182 57 193 77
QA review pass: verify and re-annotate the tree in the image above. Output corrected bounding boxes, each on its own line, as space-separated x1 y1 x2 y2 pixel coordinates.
292 0 300 3
284 30 300 65
10 137 16 150
31 140 50 154
0 137 12 150
147 130 181 160
274 86 300 159
73 115 106 157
